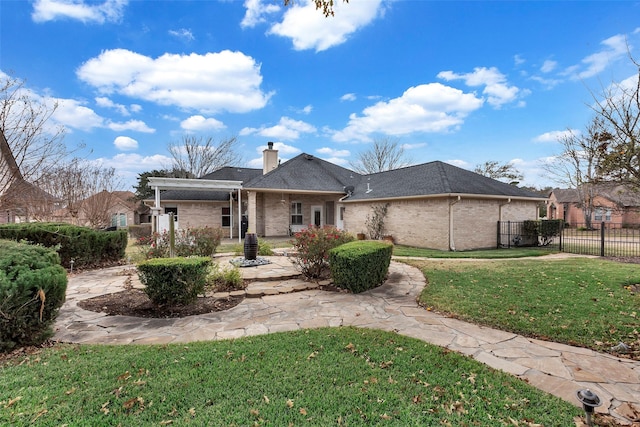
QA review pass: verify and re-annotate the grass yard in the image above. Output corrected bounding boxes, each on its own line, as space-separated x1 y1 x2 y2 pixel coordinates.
1 328 579 426
409 258 640 355
392 246 554 258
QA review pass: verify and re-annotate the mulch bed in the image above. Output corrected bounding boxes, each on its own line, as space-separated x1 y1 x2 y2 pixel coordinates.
77 290 244 318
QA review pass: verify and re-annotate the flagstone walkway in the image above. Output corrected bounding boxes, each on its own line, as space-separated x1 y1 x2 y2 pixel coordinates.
54 255 640 425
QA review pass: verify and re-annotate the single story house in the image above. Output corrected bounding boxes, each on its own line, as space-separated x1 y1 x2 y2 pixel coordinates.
146 143 546 251
548 185 640 227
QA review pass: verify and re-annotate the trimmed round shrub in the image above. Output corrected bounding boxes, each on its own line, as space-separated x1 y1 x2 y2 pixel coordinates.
138 257 211 306
0 240 68 352
329 240 393 293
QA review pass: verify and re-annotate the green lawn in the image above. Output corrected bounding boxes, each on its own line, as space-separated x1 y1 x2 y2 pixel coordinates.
410 257 640 353
1 328 579 426
392 245 554 258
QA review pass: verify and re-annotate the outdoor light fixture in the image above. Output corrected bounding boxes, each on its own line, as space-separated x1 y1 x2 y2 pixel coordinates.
576 389 602 427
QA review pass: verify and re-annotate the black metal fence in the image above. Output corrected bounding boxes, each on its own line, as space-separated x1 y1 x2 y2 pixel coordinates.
497 220 640 257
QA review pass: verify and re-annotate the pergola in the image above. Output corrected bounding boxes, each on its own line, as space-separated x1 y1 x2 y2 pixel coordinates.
148 177 243 242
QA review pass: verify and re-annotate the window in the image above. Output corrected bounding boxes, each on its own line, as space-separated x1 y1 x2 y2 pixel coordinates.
165 207 178 221
291 202 302 225
594 208 603 221
605 209 612 221
110 213 126 227
222 207 231 227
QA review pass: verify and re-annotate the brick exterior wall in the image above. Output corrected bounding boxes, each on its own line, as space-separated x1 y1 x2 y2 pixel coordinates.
343 197 538 251
163 199 246 238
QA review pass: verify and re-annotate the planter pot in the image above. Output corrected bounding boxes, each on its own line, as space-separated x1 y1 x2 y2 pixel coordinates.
244 233 258 260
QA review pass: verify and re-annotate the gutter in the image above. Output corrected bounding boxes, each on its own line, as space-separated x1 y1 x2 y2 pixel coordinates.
449 195 461 251
340 192 548 203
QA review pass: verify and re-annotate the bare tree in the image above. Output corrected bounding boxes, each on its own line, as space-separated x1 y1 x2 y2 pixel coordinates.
350 137 410 174
283 0 348 17
473 161 523 184
0 73 69 195
589 56 640 188
168 135 241 178
36 159 123 228
542 118 606 229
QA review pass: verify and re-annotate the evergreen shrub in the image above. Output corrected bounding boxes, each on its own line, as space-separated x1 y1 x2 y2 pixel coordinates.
329 240 393 293
137 257 211 305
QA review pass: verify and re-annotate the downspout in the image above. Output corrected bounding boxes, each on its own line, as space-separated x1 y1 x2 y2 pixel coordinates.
153 185 161 234
449 196 461 251
498 198 511 248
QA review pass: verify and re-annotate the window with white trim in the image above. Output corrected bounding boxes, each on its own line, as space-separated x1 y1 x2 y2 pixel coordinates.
291 202 303 225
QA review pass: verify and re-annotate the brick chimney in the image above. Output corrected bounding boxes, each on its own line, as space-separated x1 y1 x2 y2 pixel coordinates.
263 141 278 174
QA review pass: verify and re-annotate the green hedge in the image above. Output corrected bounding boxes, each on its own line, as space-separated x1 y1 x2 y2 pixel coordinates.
0 223 127 269
329 241 393 293
138 257 211 306
0 240 68 352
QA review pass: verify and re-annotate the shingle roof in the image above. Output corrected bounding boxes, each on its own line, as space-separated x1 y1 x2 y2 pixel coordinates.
244 154 361 192
552 185 640 207
160 167 261 201
550 188 580 203
344 161 543 201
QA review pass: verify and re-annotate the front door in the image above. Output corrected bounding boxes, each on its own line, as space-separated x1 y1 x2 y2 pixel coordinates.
311 205 323 227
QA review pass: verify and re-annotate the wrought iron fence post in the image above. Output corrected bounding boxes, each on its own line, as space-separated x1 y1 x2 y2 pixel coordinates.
496 221 500 249
507 221 511 249
600 222 605 257
559 220 563 251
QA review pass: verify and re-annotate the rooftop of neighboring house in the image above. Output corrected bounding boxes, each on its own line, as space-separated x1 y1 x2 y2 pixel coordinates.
551 185 640 207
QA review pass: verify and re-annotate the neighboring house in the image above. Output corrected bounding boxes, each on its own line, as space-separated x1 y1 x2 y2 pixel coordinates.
548 186 640 227
147 143 545 251
53 190 140 229
0 128 57 223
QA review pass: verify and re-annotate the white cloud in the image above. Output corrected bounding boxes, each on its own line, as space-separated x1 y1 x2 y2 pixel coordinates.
53 98 104 131
130 104 142 113
332 83 483 143
168 28 194 41
107 119 155 133
95 96 130 115
77 49 273 114
316 147 350 157
32 0 127 23
93 152 174 189
533 129 578 143
514 55 525 66
180 115 226 131
540 60 557 73
268 0 385 52
114 136 138 151
446 159 469 169
320 156 350 166
341 93 357 101
402 142 427 150
438 67 523 108
566 33 629 80
300 105 313 114
241 116 316 140
257 141 301 155
241 0 280 28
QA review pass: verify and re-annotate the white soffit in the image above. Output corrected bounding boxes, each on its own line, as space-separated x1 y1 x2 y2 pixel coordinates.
148 177 243 191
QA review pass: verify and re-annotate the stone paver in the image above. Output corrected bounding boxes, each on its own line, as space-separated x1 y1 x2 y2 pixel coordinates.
54 256 640 425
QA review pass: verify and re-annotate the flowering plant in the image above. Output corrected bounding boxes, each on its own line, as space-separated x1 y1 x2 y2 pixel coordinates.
290 226 354 278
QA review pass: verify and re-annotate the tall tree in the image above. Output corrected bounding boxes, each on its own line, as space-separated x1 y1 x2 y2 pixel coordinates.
590 56 640 188
350 137 410 174
167 135 241 178
473 161 524 184
0 73 69 195
542 118 606 229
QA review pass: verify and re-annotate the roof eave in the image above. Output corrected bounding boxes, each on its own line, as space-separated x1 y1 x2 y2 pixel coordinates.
341 193 548 203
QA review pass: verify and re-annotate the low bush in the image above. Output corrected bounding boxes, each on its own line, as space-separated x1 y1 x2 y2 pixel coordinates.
0 223 127 269
329 240 393 293
0 240 68 352
207 264 245 292
137 257 211 306
291 226 354 279
128 224 152 240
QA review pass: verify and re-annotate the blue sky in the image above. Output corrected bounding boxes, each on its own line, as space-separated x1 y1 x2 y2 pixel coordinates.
1 0 639 191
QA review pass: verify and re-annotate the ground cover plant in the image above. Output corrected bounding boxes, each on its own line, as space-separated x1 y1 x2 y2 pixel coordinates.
410 258 640 356
1 328 580 426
